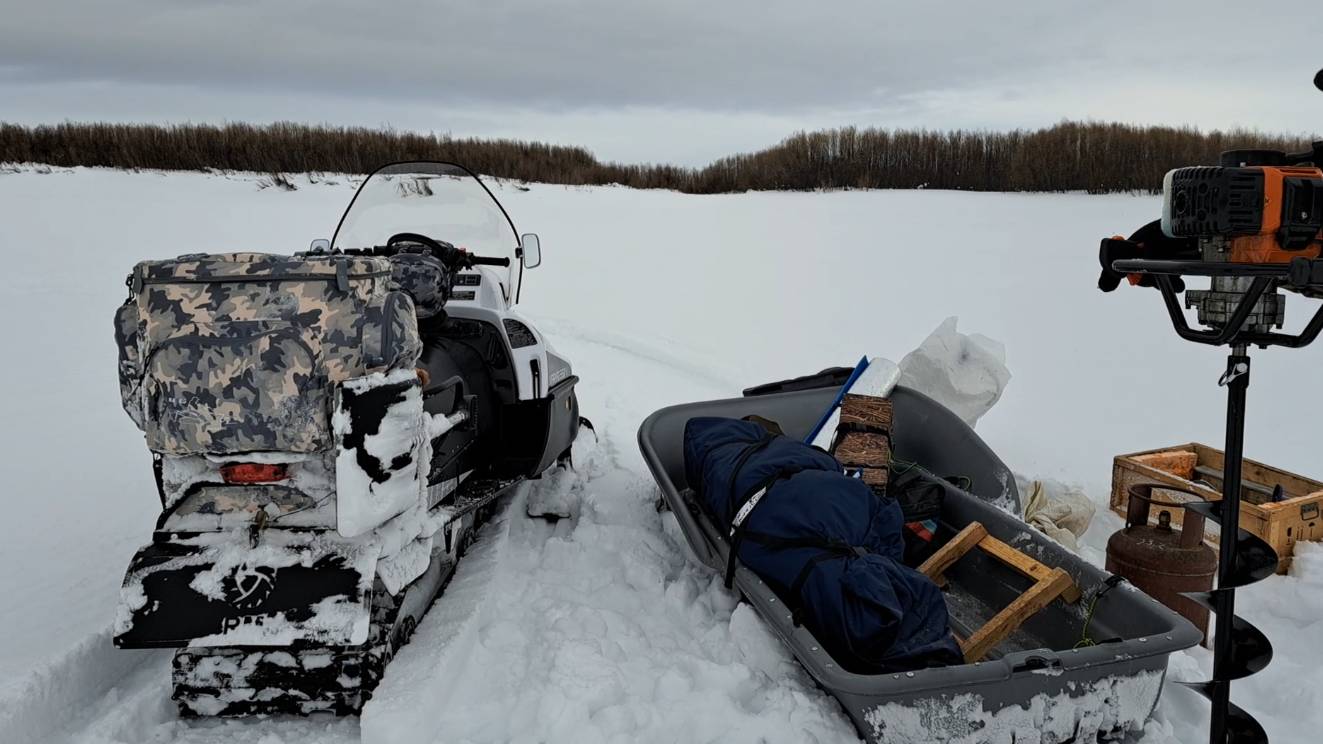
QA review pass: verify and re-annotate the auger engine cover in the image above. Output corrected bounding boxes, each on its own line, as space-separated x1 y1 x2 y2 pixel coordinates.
1162 159 1323 259
1101 137 1323 336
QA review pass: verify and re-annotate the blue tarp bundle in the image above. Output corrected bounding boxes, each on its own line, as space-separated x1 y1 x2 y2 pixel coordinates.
683 416 962 673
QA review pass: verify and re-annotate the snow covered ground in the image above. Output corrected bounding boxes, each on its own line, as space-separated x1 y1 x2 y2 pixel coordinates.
1 166 1320 743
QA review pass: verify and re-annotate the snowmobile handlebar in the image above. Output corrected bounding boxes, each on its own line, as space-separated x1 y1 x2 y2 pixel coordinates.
385 232 508 269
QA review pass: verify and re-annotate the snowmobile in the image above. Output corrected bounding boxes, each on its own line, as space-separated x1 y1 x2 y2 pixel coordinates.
111 162 581 716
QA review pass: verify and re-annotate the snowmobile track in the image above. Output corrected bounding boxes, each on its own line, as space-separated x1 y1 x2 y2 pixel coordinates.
6 486 527 744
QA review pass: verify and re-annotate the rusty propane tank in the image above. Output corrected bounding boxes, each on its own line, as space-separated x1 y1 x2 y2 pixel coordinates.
1106 484 1217 641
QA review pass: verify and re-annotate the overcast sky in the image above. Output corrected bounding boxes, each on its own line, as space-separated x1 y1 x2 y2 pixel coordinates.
3 1 1320 165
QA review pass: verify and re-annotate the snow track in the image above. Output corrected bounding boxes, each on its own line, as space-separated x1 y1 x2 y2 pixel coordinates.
379 327 855 743
0 632 169 744
360 485 524 744
369 329 858 744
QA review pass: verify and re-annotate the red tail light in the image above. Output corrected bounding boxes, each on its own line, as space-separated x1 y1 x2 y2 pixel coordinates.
220 463 290 484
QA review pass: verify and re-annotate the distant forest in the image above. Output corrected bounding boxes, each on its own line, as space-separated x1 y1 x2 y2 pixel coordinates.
0 121 1314 194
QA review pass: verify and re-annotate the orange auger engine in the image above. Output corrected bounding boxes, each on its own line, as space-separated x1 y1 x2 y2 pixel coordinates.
1162 158 1323 262
1099 138 1323 338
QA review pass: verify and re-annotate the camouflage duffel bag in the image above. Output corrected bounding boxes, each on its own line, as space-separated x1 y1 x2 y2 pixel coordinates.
387 248 451 319
114 252 422 455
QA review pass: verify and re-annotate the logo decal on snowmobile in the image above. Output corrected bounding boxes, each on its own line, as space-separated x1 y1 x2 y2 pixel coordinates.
224 564 277 610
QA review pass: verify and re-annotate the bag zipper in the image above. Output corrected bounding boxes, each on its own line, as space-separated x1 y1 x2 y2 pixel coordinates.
143 324 318 376
380 291 405 366
138 270 389 286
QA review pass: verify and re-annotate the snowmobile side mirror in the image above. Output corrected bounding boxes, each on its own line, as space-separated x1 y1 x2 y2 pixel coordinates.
520 233 542 269
308 238 331 254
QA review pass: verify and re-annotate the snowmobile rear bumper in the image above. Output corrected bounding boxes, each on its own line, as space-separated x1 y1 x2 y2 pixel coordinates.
113 534 376 649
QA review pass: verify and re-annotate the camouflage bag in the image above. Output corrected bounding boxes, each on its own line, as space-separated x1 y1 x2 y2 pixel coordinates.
114 252 422 455
387 251 450 319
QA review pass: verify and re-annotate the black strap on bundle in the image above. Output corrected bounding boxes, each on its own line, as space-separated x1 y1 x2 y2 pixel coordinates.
713 430 871 600
721 433 774 508
739 530 869 626
714 433 773 588
723 464 810 587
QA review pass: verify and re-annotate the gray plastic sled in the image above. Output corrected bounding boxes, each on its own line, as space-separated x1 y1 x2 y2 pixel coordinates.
638 386 1201 744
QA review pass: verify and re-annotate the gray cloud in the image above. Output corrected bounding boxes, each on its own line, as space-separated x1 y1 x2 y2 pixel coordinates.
2 1 1320 165
3 1 1076 109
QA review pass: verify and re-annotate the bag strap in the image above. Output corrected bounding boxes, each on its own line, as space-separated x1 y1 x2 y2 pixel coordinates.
788 544 869 626
705 431 773 589
723 464 809 588
723 432 774 518
719 428 772 497
738 529 869 626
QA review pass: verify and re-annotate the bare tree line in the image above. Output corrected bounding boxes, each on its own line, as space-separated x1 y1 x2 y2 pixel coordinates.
0 121 1313 193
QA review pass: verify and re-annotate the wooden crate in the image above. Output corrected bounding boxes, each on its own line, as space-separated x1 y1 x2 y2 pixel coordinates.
1111 443 1323 574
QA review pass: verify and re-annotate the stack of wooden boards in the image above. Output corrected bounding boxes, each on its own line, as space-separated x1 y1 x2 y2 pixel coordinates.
833 393 894 491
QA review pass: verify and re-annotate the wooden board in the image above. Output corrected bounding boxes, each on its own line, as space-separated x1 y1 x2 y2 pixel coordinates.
921 521 1080 662
1132 450 1197 480
978 534 1082 604
960 568 1075 663
918 522 988 581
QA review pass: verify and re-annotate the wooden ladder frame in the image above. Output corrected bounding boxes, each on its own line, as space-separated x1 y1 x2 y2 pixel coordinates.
918 521 1081 663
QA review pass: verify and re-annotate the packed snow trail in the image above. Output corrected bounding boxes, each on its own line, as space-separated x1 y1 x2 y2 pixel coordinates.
366 329 858 744
0 632 168 744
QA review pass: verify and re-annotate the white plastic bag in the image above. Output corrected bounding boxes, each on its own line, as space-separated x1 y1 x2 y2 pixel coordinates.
898 317 1011 428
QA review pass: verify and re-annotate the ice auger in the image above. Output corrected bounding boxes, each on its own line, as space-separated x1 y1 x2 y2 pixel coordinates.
1096 68 1323 744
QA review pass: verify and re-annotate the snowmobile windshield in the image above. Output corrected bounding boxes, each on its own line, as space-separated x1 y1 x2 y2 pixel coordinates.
332 162 520 289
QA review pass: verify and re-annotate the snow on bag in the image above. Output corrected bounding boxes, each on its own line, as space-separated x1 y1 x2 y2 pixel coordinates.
333 369 432 538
